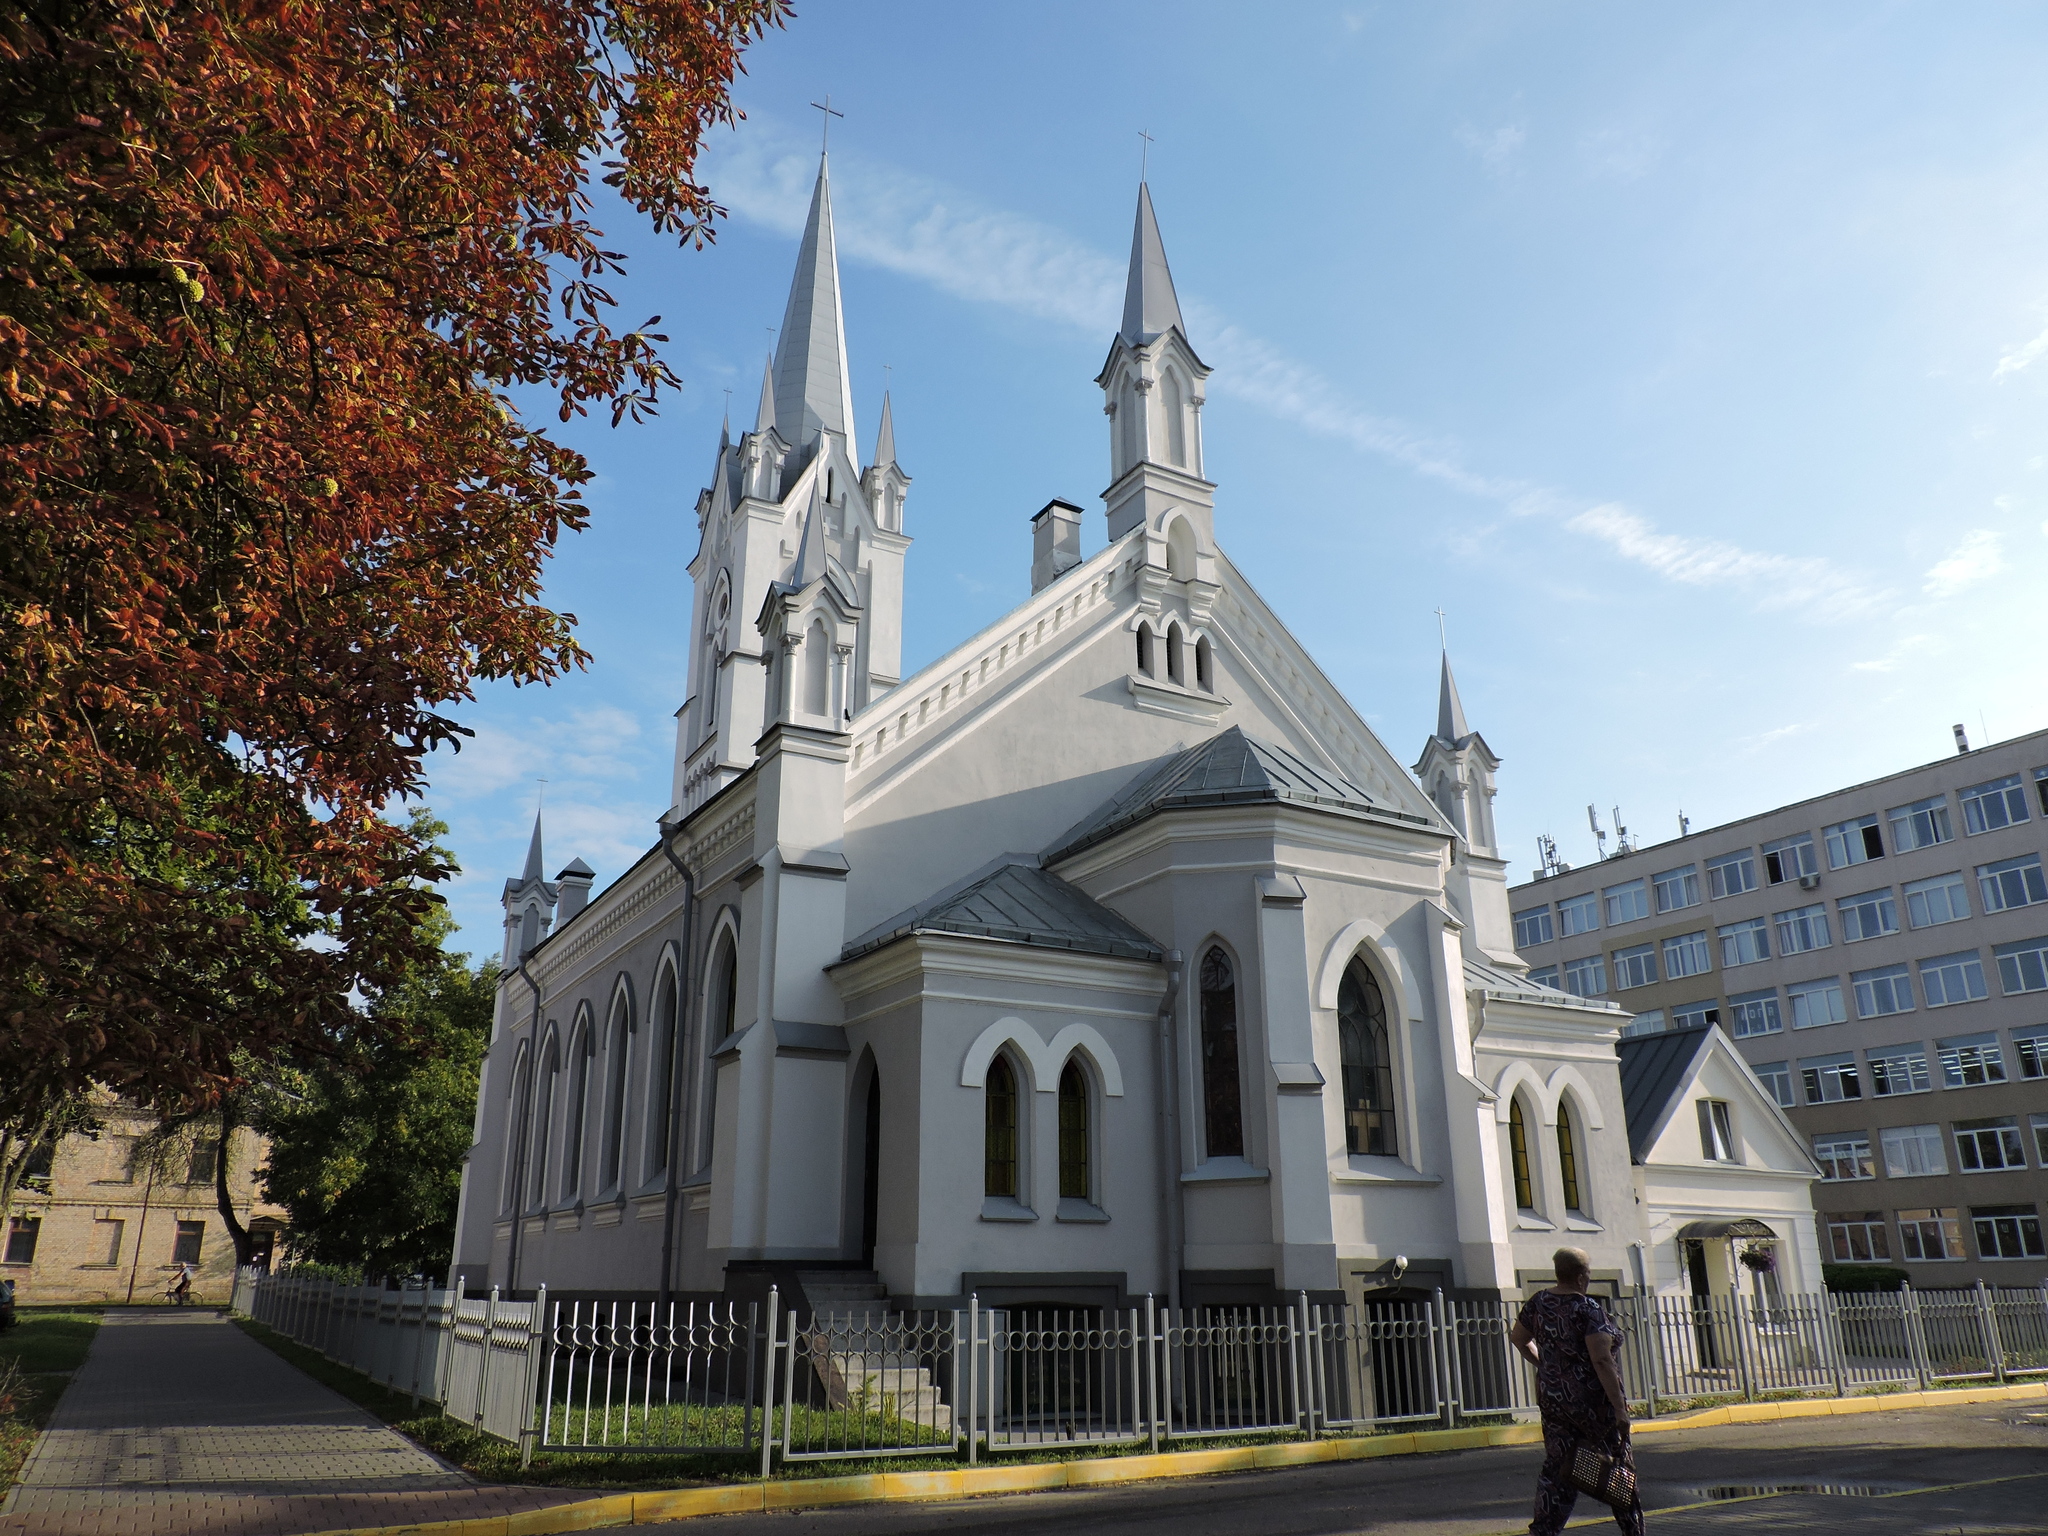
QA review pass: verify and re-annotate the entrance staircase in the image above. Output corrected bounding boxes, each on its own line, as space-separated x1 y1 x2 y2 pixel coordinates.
794 1269 952 1433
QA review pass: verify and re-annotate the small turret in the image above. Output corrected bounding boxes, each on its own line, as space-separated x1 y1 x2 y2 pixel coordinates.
500 812 558 966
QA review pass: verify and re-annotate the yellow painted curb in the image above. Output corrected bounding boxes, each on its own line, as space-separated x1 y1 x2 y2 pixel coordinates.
306 1376 2048 1536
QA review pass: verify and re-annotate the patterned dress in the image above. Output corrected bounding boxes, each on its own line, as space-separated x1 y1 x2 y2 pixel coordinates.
1516 1289 1645 1536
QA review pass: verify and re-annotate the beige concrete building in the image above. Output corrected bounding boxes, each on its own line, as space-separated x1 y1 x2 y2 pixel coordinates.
1510 727 2048 1290
1 1102 283 1305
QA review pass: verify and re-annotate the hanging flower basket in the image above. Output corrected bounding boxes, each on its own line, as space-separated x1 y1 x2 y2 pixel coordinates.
1738 1242 1778 1274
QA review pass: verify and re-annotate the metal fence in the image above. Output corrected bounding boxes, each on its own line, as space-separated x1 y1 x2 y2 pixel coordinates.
231 1271 2048 1468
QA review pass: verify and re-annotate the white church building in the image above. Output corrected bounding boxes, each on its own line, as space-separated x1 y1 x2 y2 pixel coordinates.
453 156 1820 1315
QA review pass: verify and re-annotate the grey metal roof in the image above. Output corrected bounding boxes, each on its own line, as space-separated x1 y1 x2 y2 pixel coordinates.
1465 955 1623 1013
839 860 1163 966
1046 727 1422 865
1615 1024 1715 1163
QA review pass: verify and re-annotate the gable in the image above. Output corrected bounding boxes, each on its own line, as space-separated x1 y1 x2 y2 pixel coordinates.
1628 1027 1817 1174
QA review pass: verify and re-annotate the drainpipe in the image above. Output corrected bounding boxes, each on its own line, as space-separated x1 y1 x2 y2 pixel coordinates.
656 815 698 1312
503 957 544 1295
1154 950 1186 1310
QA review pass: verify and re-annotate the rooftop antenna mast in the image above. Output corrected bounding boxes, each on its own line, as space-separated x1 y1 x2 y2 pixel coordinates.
1612 805 1632 856
1587 804 1607 860
1678 809 1691 837
1536 833 1566 879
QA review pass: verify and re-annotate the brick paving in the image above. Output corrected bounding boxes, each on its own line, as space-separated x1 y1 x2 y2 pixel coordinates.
0 1310 587 1536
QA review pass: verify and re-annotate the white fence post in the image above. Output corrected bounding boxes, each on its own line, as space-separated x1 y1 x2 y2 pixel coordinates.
518 1284 547 1468
757 1288 778 1480
967 1293 980 1465
1975 1279 2005 1384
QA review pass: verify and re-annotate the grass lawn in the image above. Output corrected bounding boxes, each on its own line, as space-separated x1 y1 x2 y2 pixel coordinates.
1 1310 104 1493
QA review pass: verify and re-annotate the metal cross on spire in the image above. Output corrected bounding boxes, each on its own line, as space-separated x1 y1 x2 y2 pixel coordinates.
1138 128 1155 182
811 95 844 152
1434 608 1448 649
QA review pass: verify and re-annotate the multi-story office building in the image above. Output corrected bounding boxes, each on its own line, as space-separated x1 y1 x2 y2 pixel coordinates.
1509 728 2048 1287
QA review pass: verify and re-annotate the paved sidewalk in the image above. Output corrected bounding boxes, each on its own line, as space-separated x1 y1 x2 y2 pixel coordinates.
0 1310 586 1536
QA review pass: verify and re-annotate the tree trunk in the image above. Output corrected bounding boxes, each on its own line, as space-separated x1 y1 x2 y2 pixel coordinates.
215 1098 256 1269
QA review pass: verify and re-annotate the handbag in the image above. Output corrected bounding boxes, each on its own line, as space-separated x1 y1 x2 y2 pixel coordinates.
1565 1427 1637 1510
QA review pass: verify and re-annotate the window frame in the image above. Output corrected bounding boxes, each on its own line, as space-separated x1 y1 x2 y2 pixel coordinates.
1513 905 1555 948
1707 850 1758 900
1896 1207 1964 1261
1880 1123 1948 1178
1959 774 2029 836
1824 814 1885 870
1727 988 1783 1038
1337 958 1398 1158
1056 1057 1092 1203
984 1051 1022 1199
1977 854 2048 914
1197 945 1246 1161
1787 976 1847 1030
1852 963 1915 1019
1698 1099 1738 1162
1717 916 1770 968
1814 1132 1876 1182
1888 794 1955 852
1557 892 1599 938
1653 864 1702 913
1953 1117 2027 1172
1903 872 1970 929
1867 1042 1931 1096
1663 930 1712 980
1773 903 1831 955
1839 888 1900 943
1612 942 1658 990
1762 833 1818 885
1602 879 1649 926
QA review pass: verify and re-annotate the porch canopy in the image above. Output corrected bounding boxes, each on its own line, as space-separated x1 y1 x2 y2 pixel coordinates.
1676 1218 1777 1240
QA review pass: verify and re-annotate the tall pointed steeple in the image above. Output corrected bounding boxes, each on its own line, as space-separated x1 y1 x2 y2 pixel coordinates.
1120 183 1186 346
754 355 778 435
521 810 545 883
1437 652 1471 744
871 390 896 468
771 155 857 456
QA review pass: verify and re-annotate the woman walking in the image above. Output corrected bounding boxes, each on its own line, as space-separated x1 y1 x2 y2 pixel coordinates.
1510 1246 1645 1536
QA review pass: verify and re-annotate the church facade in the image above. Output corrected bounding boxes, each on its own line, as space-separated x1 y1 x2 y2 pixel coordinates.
452 158 1819 1313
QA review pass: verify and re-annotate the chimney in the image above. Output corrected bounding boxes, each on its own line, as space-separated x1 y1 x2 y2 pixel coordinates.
1953 723 1971 754
555 858 595 923
1030 499 1085 593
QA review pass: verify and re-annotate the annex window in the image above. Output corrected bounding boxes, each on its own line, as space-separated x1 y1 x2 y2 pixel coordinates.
1058 1060 1090 1200
984 1054 1019 1198
1960 774 2029 835
1954 1117 2026 1172
1603 879 1649 925
1707 850 1758 900
172 1220 204 1266
1527 964 1559 989
1558 892 1599 937
1622 1010 1665 1038
1199 947 1245 1160
1787 976 1847 1030
1800 1052 1861 1104
1763 834 1818 885
1728 988 1782 1038
1921 952 1988 1009
1774 903 1831 955
1509 1097 1535 1209
1698 1100 1737 1162
1867 1042 1930 1096
1994 936 2048 995
1671 1000 1720 1030
1880 1123 1947 1178
1904 872 1970 929
1753 1061 1794 1108
2 1216 39 1266
1839 888 1899 942
1664 931 1712 980
1852 964 1914 1018
1513 905 1555 948
1937 1031 2006 1087
1612 943 1657 990
1828 1212 1890 1263
1338 959 1397 1157
1718 917 1769 968
1977 854 2048 914
1654 864 1702 913
1815 1133 1875 1182
1556 1101 1584 1213
1562 954 1607 998
1971 1205 2045 1260
1888 795 1954 852
1896 1207 1964 1261
2015 1026 2048 1080
1825 814 1885 869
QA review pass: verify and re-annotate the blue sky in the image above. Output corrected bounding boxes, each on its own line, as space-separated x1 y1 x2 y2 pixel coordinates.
425 1 2048 960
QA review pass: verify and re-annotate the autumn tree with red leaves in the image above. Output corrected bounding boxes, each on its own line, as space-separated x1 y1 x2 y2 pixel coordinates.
0 0 788 1118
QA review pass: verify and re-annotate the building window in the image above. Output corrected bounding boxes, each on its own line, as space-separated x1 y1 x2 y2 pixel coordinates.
1971 1205 2046 1260
92 1218 124 1266
1880 1123 1948 1177
1654 864 1701 913
1763 834 1818 885
1671 1000 1721 1030
1953 1117 2026 1172
1896 1207 1964 1261
1613 943 1657 990
3 1217 39 1266
1888 795 1954 852
1058 1060 1090 1200
1839 888 1900 942
1509 1097 1535 1209
186 1141 218 1187
1825 814 1885 869
1135 623 1154 675
1621 1010 1665 1038
1195 635 1213 691
1774 903 1831 955
984 1054 1019 1198
1852 964 1914 1018
1664 931 1712 980
172 1221 204 1266
1513 906 1554 948
1815 1133 1875 1181
2033 1115 2048 1167
1937 1031 2006 1087
1707 850 1758 900
1166 623 1185 685
1904 872 1970 929
1728 989 1782 1038
2038 766 2048 817
1828 1211 1891 1263
1994 936 2048 995
1557 1101 1584 1213
1787 977 1847 1030
1527 964 1560 989
1920 950 1989 1008
1753 1061 1794 1108
1960 773 2030 835
1558 892 1599 937
1977 854 2048 914
1801 1052 1861 1104
1603 879 1648 925
1198 947 1245 1160
530 1040 558 1209
2015 1026 2048 1079
1867 1042 1931 1096
647 964 680 1178
1698 1099 1737 1162
601 993 632 1191
563 1021 592 1199
1562 955 1607 997
1718 917 1770 968
1338 959 1396 1157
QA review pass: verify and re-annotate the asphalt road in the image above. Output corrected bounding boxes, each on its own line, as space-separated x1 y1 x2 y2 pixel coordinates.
666 1402 2048 1535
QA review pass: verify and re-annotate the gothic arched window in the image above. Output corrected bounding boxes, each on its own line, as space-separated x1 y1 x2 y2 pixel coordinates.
1509 1096 1535 1211
646 962 680 1178
1166 623 1185 685
562 1015 592 1199
804 619 830 717
700 929 739 1172
1338 959 1396 1157
1058 1060 1090 1200
1557 1100 1584 1213
501 1042 530 1214
1195 635 1213 692
985 1054 1019 1198
531 1038 559 1209
1199 947 1245 1159
602 990 632 1191
1136 623 1155 676
1162 371 1187 466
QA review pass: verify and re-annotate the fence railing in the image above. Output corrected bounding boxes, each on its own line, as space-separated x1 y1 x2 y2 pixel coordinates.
230 1270 2048 1469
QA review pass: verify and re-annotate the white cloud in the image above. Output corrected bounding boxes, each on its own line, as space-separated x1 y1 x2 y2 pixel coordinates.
1994 311 2048 379
424 704 645 799
1566 504 1889 622
1922 528 2005 597
1851 632 1935 674
1736 721 1814 752
1456 123 1527 172
1579 125 1663 181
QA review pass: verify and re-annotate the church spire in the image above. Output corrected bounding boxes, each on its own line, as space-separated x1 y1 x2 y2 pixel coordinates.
1120 182 1187 346
521 810 545 884
1437 651 1471 744
871 390 896 468
771 154 857 456
754 355 777 435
